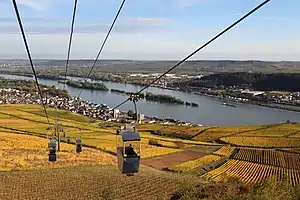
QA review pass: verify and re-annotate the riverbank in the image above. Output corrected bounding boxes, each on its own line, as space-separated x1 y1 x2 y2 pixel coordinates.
190 91 300 113
1 73 299 126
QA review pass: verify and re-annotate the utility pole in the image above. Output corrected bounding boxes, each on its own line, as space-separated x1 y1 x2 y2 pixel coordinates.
55 117 61 152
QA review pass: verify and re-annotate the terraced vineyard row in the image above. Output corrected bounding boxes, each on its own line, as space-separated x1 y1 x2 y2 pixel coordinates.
167 155 221 172
237 124 300 137
234 148 300 169
0 132 116 171
0 166 185 200
220 136 300 148
152 125 209 139
202 160 300 186
0 105 185 159
213 146 235 157
193 126 260 141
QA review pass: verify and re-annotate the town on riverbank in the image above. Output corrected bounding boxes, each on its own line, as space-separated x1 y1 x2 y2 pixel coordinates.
0 79 198 126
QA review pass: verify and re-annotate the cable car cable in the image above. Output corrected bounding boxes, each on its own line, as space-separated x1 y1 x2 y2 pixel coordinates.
54 0 79 144
77 0 126 98
58 0 126 129
63 0 78 91
11 0 51 128
111 0 271 110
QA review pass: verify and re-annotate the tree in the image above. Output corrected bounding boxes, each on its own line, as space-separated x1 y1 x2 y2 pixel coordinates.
127 109 134 118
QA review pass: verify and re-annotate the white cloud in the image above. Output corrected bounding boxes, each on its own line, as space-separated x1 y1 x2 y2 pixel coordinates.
17 0 46 10
0 17 173 34
126 18 172 25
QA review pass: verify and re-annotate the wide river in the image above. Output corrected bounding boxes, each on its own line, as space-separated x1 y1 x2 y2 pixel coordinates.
1 74 299 126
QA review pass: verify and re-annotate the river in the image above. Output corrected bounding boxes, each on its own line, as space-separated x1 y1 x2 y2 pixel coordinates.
1 74 299 126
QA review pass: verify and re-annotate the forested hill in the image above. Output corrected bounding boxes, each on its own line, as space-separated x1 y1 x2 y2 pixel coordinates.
172 72 300 92
1 59 300 74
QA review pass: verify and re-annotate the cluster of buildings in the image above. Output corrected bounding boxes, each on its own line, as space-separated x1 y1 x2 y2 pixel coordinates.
0 88 199 126
237 89 300 106
0 88 115 121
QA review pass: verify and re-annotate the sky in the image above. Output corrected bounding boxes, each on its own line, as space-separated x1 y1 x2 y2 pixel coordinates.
0 0 299 61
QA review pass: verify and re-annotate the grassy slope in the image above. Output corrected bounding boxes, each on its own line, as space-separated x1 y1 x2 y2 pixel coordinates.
0 104 189 159
0 132 115 171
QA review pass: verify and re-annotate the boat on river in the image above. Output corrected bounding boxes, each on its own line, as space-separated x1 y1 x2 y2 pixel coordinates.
222 102 237 108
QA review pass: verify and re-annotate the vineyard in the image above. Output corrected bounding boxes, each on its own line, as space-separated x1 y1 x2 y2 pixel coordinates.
220 136 300 148
167 155 221 172
0 165 189 200
213 146 235 157
1 103 300 198
0 105 189 159
0 132 115 171
234 148 300 169
237 124 300 137
202 160 300 186
192 125 260 141
149 125 210 139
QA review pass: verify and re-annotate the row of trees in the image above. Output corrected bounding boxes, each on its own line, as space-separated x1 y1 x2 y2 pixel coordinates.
111 89 199 106
66 80 109 91
0 78 69 98
145 92 185 104
173 72 300 92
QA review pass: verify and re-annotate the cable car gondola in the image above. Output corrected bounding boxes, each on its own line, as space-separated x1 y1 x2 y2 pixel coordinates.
116 126 141 176
76 137 82 153
48 137 57 162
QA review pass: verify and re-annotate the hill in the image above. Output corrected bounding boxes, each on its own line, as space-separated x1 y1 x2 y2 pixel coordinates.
0 104 299 199
1 59 300 74
172 72 300 92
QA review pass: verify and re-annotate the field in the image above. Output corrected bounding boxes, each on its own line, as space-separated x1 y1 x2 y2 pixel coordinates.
213 146 235 157
0 165 190 200
192 125 261 141
150 125 210 139
220 136 300 148
0 133 116 171
167 155 221 172
202 159 300 187
141 150 207 170
0 103 300 199
0 104 187 159
234 148 300 169
237 124 300 137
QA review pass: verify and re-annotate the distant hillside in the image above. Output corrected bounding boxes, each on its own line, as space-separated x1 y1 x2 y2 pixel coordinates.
172 72 300 92
1 59 300 74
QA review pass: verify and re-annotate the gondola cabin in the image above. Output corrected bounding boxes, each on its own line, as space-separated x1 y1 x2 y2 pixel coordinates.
48 137 57 162
76 137 82 153
116 128 141 176
67 136 71 144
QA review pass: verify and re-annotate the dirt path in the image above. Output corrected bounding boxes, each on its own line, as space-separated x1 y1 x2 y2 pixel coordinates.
141 150 207 170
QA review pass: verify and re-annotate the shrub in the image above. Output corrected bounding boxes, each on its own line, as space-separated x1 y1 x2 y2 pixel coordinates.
148 139 160 147
175 141 185 149
171 177 300 200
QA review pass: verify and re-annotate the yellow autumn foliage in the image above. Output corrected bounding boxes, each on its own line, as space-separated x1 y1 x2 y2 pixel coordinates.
167 155 221 172
0 133 115 171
